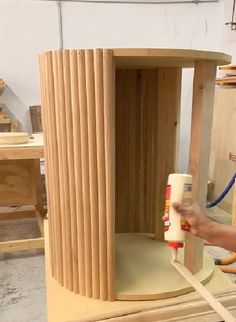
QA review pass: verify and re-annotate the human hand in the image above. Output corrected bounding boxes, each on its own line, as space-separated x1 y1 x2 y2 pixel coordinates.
172 202 212 239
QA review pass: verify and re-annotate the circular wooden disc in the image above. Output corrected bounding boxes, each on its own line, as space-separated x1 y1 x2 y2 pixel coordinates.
0 132 29 145
116 233 214 301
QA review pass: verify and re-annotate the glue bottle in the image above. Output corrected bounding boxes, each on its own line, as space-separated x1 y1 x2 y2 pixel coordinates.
164 173 192 261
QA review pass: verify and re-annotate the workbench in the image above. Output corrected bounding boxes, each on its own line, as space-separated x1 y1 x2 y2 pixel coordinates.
0 134 45 252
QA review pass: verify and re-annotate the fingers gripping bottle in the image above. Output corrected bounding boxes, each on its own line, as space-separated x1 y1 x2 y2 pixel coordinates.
164 173 192 261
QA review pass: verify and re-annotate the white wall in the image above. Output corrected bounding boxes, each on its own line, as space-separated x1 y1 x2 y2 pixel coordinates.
0 1 59 132
222 0 236 62
0 0 230 170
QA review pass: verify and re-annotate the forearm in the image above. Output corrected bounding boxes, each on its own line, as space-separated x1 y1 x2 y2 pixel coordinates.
201 221 236 252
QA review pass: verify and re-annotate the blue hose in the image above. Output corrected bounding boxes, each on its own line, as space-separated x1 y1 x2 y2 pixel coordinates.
206 172 236 208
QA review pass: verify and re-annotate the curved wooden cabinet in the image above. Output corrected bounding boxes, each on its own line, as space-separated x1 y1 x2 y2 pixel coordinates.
39 48 230 301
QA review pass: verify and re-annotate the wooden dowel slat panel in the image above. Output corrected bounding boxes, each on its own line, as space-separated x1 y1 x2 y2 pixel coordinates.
39 48 116 300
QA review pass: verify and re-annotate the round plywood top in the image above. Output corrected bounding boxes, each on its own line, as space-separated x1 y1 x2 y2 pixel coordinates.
116 233 214 300
41 48 231 69
113 48 231 68
0 132 29 145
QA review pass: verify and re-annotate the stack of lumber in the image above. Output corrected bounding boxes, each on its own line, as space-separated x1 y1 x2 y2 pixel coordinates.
216 65 236 86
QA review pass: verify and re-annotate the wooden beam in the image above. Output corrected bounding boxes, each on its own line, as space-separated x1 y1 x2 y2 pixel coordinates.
0 210 35 221
0 147 44 160
0 237 44 252
184 61 217 273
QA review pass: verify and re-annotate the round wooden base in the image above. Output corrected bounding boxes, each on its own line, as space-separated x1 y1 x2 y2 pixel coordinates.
116 233 214 301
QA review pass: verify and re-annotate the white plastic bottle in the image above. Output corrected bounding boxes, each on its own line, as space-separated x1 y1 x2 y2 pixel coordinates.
164 173 192 261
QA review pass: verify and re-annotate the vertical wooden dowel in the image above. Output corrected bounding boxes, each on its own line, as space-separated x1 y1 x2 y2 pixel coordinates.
52 51 68 288
184 61 217 274
77 50 92 298
94 49 108 300
63 50 79 293
85 50 100 299
103 49 115 301
155 68 182 241
38 55 55 277
45 52 64 285
70 50 86 295
56 51 73 290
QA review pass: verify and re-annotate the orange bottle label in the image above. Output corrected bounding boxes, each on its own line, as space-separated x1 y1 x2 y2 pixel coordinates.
164 185 171 232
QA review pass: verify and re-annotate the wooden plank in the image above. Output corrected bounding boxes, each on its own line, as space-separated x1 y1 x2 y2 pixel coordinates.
155 67 182 241
0 147 43 160
115 70 132 232
185 61 217 274
172 260 235 322
219 65 236 70
115 70 161 234
0 118 11 124
0 237 44 252
29 105 42 133
0 210 35 220
112 48 231 68
0 159 37 206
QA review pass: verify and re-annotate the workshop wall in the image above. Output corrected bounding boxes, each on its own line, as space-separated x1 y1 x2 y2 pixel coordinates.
0 0 228 170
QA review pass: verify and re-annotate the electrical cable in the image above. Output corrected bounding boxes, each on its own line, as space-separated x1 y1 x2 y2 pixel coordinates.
206 172 236 208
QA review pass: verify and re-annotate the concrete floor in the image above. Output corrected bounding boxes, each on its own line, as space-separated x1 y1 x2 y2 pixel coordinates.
0 206 236 322
0 217 46 322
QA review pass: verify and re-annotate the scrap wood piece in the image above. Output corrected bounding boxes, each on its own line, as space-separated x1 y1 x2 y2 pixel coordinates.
172 260 236 322
219 65 236 71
